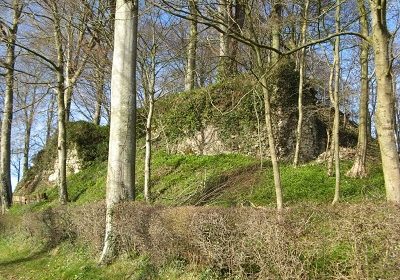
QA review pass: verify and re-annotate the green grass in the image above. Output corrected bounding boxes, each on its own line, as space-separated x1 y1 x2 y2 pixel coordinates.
2 148 387 279
26 149 385 209
0 235 217 280
247 161 385 206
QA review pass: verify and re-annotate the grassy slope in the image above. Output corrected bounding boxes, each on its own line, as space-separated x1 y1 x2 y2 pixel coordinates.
0 148 386 279
16 148 385 208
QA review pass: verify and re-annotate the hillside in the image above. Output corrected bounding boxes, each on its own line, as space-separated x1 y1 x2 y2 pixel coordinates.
0 149 393 279
15 79 361 201
2 0 400 278
0 83 393 280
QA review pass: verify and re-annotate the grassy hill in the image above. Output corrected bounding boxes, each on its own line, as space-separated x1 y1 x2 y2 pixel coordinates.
1 143 393 279
0 82 396 279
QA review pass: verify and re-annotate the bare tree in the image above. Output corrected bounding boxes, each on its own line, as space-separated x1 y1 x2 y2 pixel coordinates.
293 0 310 167
0 0 22 212
347 0 369 178
370 0 400 203
100 0 138 264
331 0 341 205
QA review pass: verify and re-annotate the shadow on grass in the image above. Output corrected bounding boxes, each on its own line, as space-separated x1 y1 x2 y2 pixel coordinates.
0 242 55 268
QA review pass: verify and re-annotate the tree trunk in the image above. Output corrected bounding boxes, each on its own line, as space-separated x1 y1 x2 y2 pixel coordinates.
332 0 341 205
370 0 400 203
93 66 104 125
23 99 35 176
51 1 68 205
143 42 157 203
46 93 56 144
229 0 245 73
100 0 138 264
0 0 21 212
184 0 197 91
293 0 309 167
218 0 230 80
271 1 282 64
347 0 369 178
144 95 154 202
255 48 283 211
327 61 335 176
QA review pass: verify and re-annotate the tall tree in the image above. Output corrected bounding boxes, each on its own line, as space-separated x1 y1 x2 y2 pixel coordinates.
347 0 369 178
48 0 68 204
184 0 198 91
141 43 156 203
293 0 310 167
0 0 22 212
218 0 231 79
20 84 38 176
271 0 282 64
100 0 138 264
332 0 341 205
370 0 400 203
93 65 105 125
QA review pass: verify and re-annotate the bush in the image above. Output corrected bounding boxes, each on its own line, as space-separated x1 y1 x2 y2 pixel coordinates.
4 202 399 279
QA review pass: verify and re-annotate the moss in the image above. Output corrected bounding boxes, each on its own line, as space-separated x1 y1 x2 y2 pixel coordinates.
66 121 109 165
156 75 261 144
16 122 109 195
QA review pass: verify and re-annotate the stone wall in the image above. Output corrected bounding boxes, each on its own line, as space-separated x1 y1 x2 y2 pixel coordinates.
168 106 356 163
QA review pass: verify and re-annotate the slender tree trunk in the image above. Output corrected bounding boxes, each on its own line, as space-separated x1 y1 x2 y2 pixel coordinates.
370 0 400 203
63 17 92 121
46 93 56 144
0 0 21 212
0 51 15 212
347 0 369 178
93 66 104 125
100 0 138 264
143 43 157 203
64 20 73 121
332 0 341 205
23 100 35 175
327 57 335 176
184 0 197 91
255 48 283 211
23 118 32 175
271 1 282 64
144 95 154 202
64 83 73 121
394 80 400 151
293 0 309 167
218 0 230 80
229 0 245 73
51 1 68 205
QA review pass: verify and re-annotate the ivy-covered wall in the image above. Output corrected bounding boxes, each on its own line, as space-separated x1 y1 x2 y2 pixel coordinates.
15 121 109 195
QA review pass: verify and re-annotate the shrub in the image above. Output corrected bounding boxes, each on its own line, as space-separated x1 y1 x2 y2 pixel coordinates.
4 202 400 279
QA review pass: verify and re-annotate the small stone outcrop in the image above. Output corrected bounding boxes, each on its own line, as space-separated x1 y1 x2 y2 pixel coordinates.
14 121 109 196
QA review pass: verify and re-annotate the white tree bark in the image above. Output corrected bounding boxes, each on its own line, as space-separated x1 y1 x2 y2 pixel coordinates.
271 1 282 64
370 0 400 203
332 0 341 205
93 65 104 125
254 48 283 211
184 0 198 91
143 44 156 203
218 0 230 79
293 0 309 167
49 1 69 205
100 0 138 264
347 0 369 178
